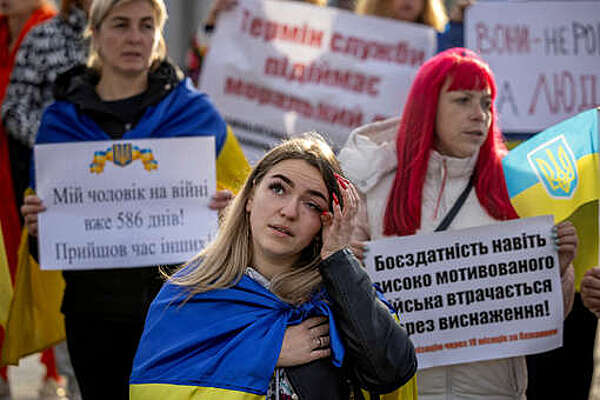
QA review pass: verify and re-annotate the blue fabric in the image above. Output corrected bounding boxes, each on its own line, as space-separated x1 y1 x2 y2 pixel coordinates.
437 21 464 53
130 274 345 395
31 78 226 188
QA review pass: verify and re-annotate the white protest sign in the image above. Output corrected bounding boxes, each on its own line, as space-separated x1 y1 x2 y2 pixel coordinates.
35 137 217 270
465 2 600 133
200 0 435 163
364 216 562 369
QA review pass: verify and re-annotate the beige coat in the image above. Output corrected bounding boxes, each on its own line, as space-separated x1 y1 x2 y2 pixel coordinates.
338 118 575 400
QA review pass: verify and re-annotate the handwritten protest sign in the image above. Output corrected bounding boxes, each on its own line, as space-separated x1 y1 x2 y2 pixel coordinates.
200 0 435 163
364 216 562 369
465 2 600 133
35 137 217 270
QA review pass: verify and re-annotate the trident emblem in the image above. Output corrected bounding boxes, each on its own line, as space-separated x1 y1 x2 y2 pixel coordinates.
527 135 578 198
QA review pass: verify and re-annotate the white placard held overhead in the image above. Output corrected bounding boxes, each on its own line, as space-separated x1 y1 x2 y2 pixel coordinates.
35 137 217 270
364 216 563 369
200 0 436 163
465 2 600 133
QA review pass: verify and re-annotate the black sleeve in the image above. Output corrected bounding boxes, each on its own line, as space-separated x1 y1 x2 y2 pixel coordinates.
319 249 417 394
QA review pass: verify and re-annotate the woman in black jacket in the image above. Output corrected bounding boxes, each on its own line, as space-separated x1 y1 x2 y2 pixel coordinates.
130 134 417 400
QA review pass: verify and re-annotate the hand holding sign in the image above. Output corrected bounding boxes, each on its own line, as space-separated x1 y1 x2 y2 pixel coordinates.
555 221 577 276
21 194 46 238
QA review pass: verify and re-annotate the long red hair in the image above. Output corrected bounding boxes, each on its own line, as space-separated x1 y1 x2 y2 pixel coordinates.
383 48 518 237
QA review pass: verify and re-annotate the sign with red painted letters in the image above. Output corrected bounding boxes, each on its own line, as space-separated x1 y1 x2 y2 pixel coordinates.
199 0 435 163
465 2 600 133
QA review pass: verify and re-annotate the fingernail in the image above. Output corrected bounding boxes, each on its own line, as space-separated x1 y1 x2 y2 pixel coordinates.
335 173 350 183
321 211 328 216
333 193 339 205
337 178 347 189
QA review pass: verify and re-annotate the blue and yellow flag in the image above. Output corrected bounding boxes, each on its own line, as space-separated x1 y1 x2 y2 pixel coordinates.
129 275 345 399
503 108 600 289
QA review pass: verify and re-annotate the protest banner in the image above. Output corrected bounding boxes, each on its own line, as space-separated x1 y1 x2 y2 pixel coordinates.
364 216 563 369
503 108 600 289
199 0 435 163
465 2 600 133
34 137 217 270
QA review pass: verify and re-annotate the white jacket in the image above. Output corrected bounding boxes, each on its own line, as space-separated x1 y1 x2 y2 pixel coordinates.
338 118 575 400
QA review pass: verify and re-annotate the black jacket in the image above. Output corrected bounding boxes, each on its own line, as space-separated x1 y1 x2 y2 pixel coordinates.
287 249 417 399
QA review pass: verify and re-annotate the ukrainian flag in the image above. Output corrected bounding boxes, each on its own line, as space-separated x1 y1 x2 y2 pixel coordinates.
129 275 345 399
503 108 600 289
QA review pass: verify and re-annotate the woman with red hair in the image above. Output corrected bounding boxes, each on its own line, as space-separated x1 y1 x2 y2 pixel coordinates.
339 47 577 399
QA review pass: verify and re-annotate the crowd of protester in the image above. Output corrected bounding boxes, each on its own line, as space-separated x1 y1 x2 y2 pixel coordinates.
0 0 596 399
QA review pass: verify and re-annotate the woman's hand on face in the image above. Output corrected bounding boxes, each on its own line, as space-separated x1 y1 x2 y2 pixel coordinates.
209 189 233 211
554 221 577 277
21 194 46 237
276 316 331 367
320 174 359 260
581 267 600 317
350 240 368 262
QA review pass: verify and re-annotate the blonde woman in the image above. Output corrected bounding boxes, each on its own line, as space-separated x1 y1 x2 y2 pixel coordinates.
355 0 467 51
20 0 249 397
130 135 417 400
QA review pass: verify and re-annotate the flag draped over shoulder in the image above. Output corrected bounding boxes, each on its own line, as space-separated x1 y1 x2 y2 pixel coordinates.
502 108 600 289
129 275 345 399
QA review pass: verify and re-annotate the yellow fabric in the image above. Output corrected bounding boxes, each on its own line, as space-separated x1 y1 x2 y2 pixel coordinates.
362 376 418 400
0 230 12 327
510 153 600 223
216 126 251 193
1 226 65 366
566 200 598 291
504 137 598 291
130 384 266 400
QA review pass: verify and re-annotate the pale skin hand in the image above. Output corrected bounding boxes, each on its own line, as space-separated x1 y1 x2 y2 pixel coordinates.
320 174 359 260
449 0 474 22
276 316 331 367
208 189 233 211
206 0 238 26
21 194 46 237
581 267 600 317
555 221 577 277
350 240 368 261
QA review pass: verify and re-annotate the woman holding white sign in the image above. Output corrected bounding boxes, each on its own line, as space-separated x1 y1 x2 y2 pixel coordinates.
339 47 577 400
130 134 417 400
20 0 250 398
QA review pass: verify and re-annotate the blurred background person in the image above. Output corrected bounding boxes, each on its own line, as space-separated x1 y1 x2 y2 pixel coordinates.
354 0 469 52
2 1 92 397
0 0 57 398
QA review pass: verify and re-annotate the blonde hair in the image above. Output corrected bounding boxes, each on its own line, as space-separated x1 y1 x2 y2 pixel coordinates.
355 0 448 32
85 0 168 72
169 134 343 306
